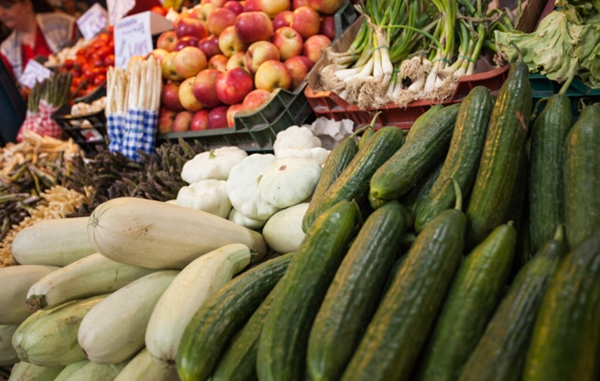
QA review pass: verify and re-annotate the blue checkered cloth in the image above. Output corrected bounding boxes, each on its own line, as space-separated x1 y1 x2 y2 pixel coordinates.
107 113 125 153
121 108 158 162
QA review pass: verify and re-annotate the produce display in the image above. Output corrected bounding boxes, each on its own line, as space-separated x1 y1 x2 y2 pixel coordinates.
1 0 600 380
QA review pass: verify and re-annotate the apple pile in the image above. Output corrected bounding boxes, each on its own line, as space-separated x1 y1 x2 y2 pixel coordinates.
153 0 343 134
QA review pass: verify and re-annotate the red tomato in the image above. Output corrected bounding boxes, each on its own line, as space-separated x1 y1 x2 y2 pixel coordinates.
151 5 167 16
103 54 115 67
93 74 106 87
63 58 74 69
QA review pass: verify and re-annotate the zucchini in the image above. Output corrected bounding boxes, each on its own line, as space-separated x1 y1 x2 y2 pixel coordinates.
528 94 573 252
563 104 600 250
404 104 445 143
522 228 600 381
176 252 294 381
369 103 460 204
0 325 18 366
302 126 404 231
7 361 64 381
341 181 467 381
60 359 128 380
54 361 89 381
257 200 358 381
415 223 517 381
457 225 568 381
464 61 532 249
307 201 409 381
414 86 493 232
114 348 179 381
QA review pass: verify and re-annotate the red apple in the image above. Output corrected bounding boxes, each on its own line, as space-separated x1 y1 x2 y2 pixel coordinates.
156 30 178 52
174 35 200 51
192 68 223 108
284 55 313 90
146 48 169 63
190 109 210 130
207 7 237 36
308 0 343 14
161 81 185 111
172 110 194 132
208 105 230 129
179 76 204 112
226 51 251 72
272 10 293 31
302 34 331 63
242 88 272 111
190 4 214 23
210 0 228 7
158 107 177 133
292 0 309 9
174 46 207 78
244 0 262 12
319 14 336 40
174 14 208 39
198 35 221 59
245 40 280 74
215 67 255 105
161 51 185 81
226 103 245 127
259 0 290 18
208 53 229 71
218 25 249 57
254 59 292 91
272 26 303 60
234 11 273 44
291 6 321 39
223 0 244 15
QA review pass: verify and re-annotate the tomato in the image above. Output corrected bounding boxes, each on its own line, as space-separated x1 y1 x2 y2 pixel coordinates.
93 74 107 87
103 54 115 67
63 58 74 69
151 5 168 16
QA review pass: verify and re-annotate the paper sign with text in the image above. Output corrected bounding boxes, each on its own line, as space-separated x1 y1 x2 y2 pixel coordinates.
77 3 108 40
19 60 52 89
107 0 135 26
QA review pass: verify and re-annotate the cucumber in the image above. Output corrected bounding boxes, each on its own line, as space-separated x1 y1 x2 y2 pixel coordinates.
341 181 467 381
415 223 517 381
357 126 375 150
399 158 444 226
522 228 600 381
457 225 568 381
176 252 294 381
302 126 404 231
257 200 358 381
464 61 532 249
307 201 409 381
404 104 445 143
528 94 573 252
414 86 493 232
369 103 460 204
563 104 600 250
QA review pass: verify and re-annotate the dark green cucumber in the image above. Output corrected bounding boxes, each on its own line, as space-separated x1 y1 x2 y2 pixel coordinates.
415 222 517 381
457 225 568 381
369 103 460 204
399 158 444 226
465 61 532 249
257 200 357 381
176 253 294 381
405 104 445 143
357 126 375 150
341 182 467 381
522 228 600 381
302 126 404 231
307 201 409 381
211 280 283 381
414 86 493 233
528 94 573 252
563 104 600 250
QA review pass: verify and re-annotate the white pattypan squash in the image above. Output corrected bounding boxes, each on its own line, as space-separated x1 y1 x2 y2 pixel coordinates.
181 146 248 183
262 203 309 253
176 179 232 218
273 126 331 166
258 156 322 209
228 208 268 230
226 154 280 220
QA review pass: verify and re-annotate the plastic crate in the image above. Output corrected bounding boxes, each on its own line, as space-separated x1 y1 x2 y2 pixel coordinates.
530 73 600 117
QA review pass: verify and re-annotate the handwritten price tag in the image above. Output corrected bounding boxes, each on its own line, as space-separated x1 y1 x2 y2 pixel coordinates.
77 3 108 40
19 60 52 89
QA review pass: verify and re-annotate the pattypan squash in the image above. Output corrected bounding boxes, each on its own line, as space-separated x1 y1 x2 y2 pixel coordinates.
262 203 309 253
258 156 322 209
228 208 268 230
273 125 330 166
176 179 232 218
181 146 248 184
226 154 280 220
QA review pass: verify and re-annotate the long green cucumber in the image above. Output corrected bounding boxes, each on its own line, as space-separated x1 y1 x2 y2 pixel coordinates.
399 158 444 226
405 104 445 143
528 94 573 252
464 61 532 249
457 225 568 381
522 228 600 381
415 222 517 381
414 86 493 232
307 201 409 381
369 104 460 204
357 126 375 150
341 181 467 381
563 104 600 250
302 127 404 231
176 253 294 381
257 200 358 381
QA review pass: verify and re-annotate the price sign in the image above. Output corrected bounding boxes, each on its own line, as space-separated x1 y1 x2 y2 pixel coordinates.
77 3 108 40
19 60 52 89
106 0 135 26
113 12 153 69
